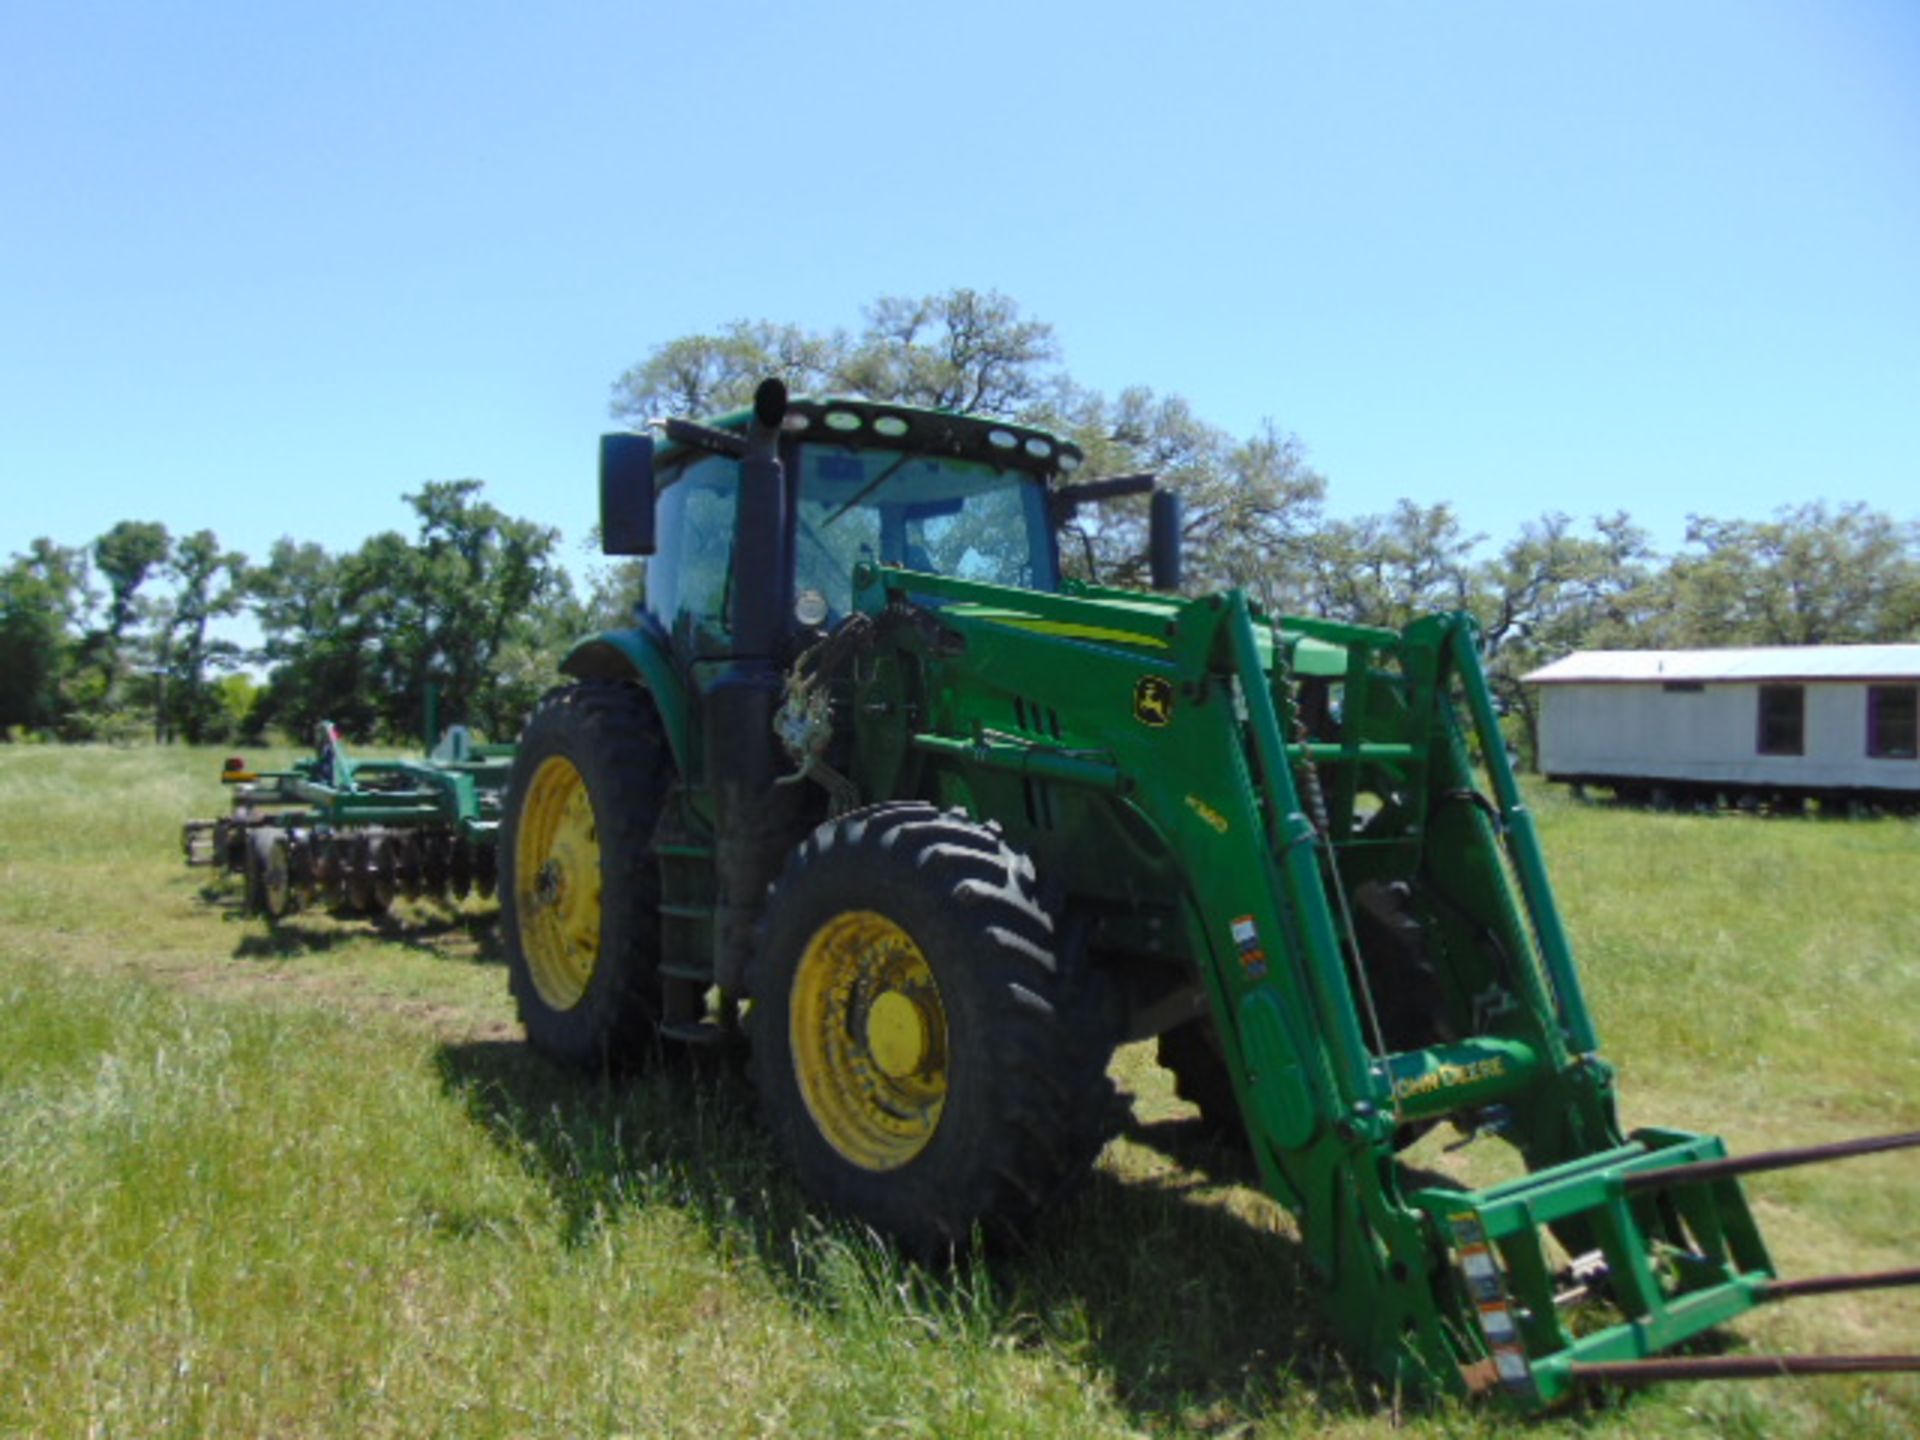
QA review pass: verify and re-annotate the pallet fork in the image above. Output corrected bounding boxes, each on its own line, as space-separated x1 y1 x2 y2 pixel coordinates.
1410 1129 1920 1405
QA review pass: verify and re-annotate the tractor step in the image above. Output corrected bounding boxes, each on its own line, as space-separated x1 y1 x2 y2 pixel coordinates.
658 960 716 983
657 1020 728 1046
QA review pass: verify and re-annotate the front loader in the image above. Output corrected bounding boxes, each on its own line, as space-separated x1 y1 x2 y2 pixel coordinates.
499 379 1917 1409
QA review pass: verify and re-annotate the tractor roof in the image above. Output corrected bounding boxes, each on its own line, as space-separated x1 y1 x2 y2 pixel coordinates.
660 394 1084 482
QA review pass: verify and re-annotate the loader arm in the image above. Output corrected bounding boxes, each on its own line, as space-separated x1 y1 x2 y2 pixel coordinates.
843 562 1823 1404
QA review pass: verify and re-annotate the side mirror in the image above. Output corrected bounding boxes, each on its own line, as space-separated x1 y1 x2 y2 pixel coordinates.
1149 489 1184 592
1049 472 1156 526
599 433 656 556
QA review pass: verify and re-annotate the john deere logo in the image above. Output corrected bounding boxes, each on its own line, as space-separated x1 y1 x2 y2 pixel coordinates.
1133 676 1174 728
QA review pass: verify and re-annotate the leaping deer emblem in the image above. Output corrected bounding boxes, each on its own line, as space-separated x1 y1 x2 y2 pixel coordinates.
1133 676 1174 728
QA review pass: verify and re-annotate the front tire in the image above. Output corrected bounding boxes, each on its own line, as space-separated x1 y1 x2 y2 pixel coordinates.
749 803 1117 1252
500 680 670 1070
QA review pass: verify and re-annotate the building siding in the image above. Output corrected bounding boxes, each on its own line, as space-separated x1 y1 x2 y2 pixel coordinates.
1537 681 1920 793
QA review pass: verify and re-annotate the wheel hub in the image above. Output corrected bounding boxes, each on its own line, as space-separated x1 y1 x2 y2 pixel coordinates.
865 990 930 1078
791 910 948 1171
514 755 601 1010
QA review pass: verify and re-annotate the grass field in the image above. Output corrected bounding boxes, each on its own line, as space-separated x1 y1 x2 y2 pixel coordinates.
1 744 1915 1438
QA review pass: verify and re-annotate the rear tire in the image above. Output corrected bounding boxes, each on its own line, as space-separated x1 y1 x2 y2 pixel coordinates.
750 802 1118 1253
500 680 671 1070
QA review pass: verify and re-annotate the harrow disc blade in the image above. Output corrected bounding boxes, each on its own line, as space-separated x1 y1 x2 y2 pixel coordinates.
421 831 451 902
216 818 249 875
242 828 267 915
396 834 424 901
289 833 319 908
344 835 374 913
314 835 345 908
251 829 295 920
368 834 397 914
472 837 497 900
449 838 473 900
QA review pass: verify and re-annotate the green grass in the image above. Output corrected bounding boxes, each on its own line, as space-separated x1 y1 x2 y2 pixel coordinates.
1 746 1915 1437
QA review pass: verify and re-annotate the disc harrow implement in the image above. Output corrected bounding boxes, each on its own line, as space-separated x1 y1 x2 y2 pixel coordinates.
183 723 510 918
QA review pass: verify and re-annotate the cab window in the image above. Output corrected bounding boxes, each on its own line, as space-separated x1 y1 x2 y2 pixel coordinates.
794 448 1056 619
645 454 738 656
647 444 1060 652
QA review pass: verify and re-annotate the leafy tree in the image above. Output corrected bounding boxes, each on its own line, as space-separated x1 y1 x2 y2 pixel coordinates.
214 673 261 741
835 289 1059 416
0 540 90 737
399 480 562 739
255 483 568 744
158 530 248 743
1650 502 1920 647
1297 500 1484 629
490 569 596 738
609 289 1060 425
1039 383 1327 597
610 321 844 422
88 520 170 709
581 554 647 629
614 292 1329 597
249 539 383 741
1476 512 1654 765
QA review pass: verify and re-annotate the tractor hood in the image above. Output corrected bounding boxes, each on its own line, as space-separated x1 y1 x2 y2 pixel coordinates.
857 564 1351 679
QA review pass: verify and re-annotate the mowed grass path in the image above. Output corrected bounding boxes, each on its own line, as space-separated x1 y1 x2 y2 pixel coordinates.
0 745 1914 1438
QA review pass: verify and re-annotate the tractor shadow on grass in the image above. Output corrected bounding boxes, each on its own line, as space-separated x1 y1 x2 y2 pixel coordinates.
1018 1133 1356 1422
187 865 507 967
228 906 505 964
430 1038 1456 1429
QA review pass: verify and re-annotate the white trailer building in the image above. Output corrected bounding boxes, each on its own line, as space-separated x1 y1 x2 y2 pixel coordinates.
1523 646 1920 810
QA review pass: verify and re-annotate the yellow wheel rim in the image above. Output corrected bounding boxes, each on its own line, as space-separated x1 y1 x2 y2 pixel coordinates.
514 755 601 1010
791 910 948 1171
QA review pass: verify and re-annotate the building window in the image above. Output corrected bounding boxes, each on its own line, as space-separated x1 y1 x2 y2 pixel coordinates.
1867 685 1918 759
1756 685 1804 756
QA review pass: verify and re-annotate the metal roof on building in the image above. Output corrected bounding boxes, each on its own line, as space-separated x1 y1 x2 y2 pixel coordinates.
1523 645 1920 685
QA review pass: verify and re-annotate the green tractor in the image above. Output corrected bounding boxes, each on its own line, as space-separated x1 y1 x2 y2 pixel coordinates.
499 379 1916 1408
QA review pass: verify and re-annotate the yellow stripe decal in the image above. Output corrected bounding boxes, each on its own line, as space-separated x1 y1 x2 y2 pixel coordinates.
989 617 1170 650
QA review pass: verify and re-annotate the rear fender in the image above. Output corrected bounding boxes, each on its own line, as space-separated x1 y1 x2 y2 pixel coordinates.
559 622 694 774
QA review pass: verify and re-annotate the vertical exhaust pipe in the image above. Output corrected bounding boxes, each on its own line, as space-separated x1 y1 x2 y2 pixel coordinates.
705 379 797 998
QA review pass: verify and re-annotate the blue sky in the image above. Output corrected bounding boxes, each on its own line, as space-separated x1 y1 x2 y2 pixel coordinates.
4 1 1915 591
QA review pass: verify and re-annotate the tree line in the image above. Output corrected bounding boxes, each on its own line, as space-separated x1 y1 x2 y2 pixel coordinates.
7 289 1918 761
0 482 620 748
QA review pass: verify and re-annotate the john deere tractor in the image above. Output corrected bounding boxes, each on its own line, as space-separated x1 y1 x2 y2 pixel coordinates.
499 380 1916 1408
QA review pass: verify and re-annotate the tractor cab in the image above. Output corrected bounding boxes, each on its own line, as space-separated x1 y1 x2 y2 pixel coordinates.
601 391 1183 669
603 395 1088 664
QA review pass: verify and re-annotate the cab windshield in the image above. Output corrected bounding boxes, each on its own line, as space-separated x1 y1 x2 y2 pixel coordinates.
646 444 1057 656
793 446 1057 614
